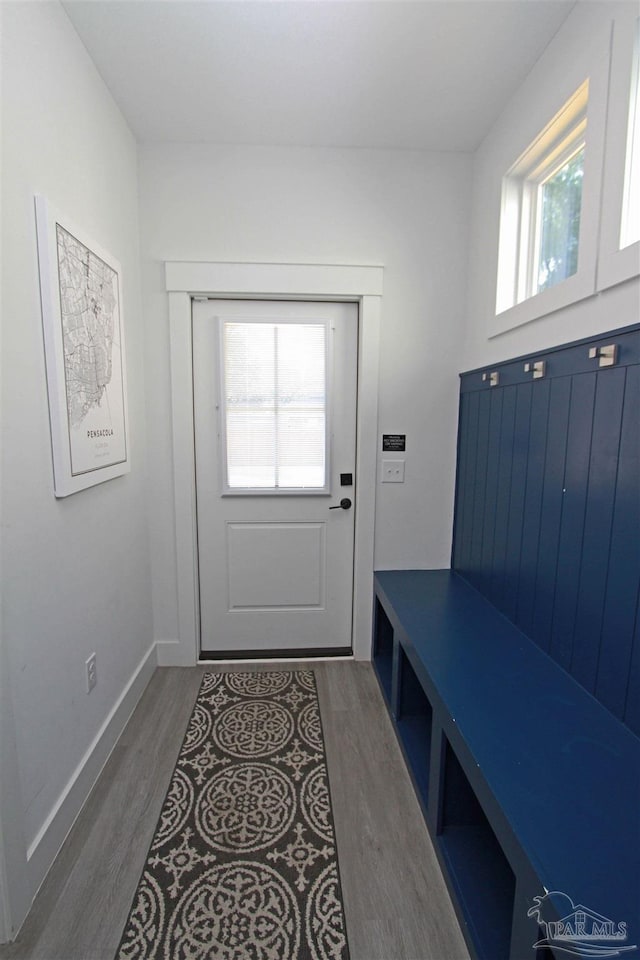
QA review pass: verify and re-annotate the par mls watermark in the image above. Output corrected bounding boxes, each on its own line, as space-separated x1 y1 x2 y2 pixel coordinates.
528 891 637 958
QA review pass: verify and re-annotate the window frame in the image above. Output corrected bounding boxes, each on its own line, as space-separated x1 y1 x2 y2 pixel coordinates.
597 8 640 292
490 22 611 338
495 82 594 324
509 97 587 305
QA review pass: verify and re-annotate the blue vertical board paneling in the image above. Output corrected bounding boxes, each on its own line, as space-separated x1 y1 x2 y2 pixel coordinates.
530 376 572 652
596 365 640 717
479 389 504 599
502 384 533 623
455 391 480 577
516 379 551 637
624 586 640 736
549 373 597 671
468 390 491 589
490 386 517 608
455 324 639 731
571 368 626 694
452 392 471 571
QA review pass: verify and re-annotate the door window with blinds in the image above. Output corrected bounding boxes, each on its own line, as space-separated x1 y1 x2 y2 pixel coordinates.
219 318 330 493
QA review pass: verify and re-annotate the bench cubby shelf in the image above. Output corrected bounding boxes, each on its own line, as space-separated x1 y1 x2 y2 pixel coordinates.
396 645 433 808
373 569 640 960
439 738 516 960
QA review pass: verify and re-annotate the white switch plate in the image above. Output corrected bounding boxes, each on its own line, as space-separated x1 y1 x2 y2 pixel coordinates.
382 459 405 482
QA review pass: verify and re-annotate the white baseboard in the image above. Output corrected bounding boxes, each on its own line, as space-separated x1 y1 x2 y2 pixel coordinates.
25 642 158 894
156 639 197 667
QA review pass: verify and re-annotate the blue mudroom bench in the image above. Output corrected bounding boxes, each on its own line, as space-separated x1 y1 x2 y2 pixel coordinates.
373 325 640 960
373 569 640 960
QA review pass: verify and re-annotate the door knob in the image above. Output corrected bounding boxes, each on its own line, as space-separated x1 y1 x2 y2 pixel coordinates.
329 498 352 510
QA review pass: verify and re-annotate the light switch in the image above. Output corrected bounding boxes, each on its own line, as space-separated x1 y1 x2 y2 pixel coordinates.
382 459 405 483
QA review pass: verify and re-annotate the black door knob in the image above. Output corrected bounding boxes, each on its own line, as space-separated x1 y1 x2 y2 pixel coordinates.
329 498 352 510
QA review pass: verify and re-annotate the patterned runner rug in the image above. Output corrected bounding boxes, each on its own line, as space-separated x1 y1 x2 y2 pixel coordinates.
116 670 350 960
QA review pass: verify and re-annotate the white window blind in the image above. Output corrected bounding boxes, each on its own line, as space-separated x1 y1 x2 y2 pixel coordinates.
222 320 328 491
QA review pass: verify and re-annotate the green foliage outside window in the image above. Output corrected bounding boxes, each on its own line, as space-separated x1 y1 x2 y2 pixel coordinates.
536 147 585 293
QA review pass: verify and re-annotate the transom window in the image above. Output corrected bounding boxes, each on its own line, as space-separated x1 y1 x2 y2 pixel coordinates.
496 81 588 314
621 16 640 249
221 319 329 492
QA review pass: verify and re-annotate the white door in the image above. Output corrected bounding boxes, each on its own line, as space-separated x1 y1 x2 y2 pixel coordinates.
192 299 358 657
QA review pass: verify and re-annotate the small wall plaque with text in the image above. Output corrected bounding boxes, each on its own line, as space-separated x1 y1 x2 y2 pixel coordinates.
382 434 406 452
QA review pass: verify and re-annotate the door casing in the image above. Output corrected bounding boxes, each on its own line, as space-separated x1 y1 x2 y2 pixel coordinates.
193 299 358 656
162 261 383 665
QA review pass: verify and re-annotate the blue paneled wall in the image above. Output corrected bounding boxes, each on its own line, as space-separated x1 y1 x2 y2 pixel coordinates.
453 324 640 735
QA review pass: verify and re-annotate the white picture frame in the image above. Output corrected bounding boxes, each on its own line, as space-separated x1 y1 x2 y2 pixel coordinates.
35 196 130 497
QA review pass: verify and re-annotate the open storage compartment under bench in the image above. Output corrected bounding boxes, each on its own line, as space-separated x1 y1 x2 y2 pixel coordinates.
395 645 433 809
373 569 640 960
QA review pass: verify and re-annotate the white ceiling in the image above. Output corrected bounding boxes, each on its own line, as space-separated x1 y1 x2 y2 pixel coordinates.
62 0 576 152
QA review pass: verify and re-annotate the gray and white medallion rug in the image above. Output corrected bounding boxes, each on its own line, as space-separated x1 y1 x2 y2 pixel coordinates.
116 670 350 960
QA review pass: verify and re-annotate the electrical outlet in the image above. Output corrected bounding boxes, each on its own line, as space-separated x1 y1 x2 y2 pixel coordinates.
86 653 97 693
382 459 405 483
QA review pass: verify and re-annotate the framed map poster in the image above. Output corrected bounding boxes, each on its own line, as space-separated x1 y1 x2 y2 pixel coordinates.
35 197 130 497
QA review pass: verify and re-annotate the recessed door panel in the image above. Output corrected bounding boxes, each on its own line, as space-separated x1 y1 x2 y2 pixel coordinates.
227 522 325 610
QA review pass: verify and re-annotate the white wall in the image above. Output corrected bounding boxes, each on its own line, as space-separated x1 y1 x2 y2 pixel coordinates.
463 1 640 371
138 143 472 645
1 1 154 932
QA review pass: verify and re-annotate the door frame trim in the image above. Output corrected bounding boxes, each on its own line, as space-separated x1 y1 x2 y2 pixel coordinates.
163 261 382 664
